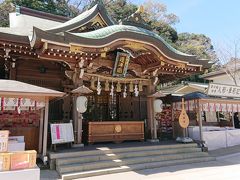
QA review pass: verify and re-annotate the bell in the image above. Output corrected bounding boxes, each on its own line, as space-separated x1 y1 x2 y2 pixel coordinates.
129 82 134 92
105 80 110 91
116 82 121 92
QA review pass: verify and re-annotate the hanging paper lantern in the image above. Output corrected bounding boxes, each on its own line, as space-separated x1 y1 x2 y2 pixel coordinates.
105 80 110 91
76 96 88 113
116 82 121 92
138 81 143 92
129 82 134 92
154 99 163 113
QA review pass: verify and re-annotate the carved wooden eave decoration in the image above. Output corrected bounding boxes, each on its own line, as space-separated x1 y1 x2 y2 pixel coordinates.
29 25 210 85
0 33 38 60
31 26 212 70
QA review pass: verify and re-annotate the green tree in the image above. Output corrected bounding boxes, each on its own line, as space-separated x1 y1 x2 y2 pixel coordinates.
155 22 178 44
105 0 137 22
140 0 179 44
176 33 217 60
142 0 179 26
0 0 14 27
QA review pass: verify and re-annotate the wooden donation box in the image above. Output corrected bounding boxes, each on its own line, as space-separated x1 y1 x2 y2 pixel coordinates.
88 121 144 144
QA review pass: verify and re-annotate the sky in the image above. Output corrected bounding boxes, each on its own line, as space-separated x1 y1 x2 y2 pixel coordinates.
131 0 240 49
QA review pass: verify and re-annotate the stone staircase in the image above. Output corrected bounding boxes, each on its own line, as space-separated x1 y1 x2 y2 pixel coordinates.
49 143 215 180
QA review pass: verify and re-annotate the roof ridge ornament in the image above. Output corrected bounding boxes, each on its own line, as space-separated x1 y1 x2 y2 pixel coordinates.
136 5 144 14
46 0 114 34
119 5 151 30
89 0 104 8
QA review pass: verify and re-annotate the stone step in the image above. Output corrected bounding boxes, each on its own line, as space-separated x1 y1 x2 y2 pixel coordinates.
57 151 209 174
61 156 216 180
56 147 202 166
50 143 198 160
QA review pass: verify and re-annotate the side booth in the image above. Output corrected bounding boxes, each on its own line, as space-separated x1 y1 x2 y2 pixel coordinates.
173 92 240 150
0 80 64 180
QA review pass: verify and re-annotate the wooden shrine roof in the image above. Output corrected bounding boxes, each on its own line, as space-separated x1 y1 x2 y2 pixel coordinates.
46 3 115 34
31 25 213 69
0 1 213 84
18 6 70 23
0 80 65 99
0 32 29 44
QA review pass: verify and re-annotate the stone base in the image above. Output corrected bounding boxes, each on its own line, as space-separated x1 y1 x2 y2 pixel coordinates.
72 143 84 148
146 139 160 143
0 167 40 180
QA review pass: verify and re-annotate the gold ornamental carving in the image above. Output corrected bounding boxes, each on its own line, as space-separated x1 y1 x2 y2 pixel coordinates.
123 42 146 51
91 14 107 27
70 45 84 53
176 63 186 69
115 125 122 133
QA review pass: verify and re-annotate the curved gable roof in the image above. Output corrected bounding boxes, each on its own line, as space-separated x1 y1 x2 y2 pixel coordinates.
47 4 115 34
68 25 192 57
65 25 209 66
31 25 212 68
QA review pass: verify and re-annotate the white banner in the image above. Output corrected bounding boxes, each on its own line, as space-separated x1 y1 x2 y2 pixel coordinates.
0 97 45 110
174 101 240 112
207 83 240 98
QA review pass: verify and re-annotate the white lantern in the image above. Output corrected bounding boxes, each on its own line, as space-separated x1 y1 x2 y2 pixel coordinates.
153 99 163 113
76 96 88 113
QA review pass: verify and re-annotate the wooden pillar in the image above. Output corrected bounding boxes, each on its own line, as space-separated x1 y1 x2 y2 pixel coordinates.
9 58 17 80
72 79 83 144
147 84 156 139
77 113 83 143
171 104 175 138
147 97 153 138
38 108 44 154
72 95 78 143
198 100 203 142
232 113 235 128
72 95 83 144
42 98 49 157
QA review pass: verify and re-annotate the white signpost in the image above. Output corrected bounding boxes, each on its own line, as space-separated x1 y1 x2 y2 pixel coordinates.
50 123 74 144
207 83 240 98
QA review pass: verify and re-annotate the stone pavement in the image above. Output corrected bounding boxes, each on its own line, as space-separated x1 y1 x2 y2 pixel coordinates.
41 146 240 180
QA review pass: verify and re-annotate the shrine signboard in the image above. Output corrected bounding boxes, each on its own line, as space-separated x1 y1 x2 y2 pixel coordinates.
207 83 240 98
50 123 74 144
113 52 130 77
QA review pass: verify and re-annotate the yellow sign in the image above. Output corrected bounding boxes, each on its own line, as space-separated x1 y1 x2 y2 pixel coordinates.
179 98 189 128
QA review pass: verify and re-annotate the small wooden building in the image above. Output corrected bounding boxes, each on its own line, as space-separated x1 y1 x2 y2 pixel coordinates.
0 2 212 147
0 80 64 157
